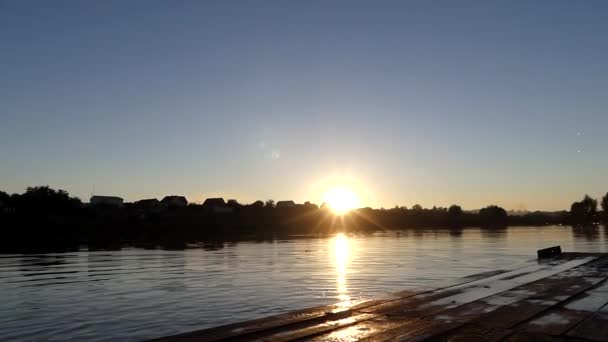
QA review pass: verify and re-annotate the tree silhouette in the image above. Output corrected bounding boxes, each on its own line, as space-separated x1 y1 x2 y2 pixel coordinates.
479 205 508 226
447 205 463 226
251 200 264 208
570 195 597 224
601 193 608 222
411 204 423 211
227 199 240 208
448 205 463 216
14 186 82 215
0 191 9 207
6 184 608 253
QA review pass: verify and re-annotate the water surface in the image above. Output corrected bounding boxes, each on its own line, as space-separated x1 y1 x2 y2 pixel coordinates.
2 225 607 341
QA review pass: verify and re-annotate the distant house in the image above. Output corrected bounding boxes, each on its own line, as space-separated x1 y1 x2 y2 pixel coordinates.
303 201 319 210
203 198 226 207
202 197 233 213
161 196 188 208
90 196 124 207
134 198 161 210
276 200 297 208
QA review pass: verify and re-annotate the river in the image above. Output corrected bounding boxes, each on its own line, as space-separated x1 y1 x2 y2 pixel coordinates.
1 225 607 341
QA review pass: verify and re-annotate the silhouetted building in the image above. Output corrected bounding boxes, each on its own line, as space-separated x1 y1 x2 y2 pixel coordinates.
134 198 161 210
90 196 123 207
202 198 233 213
203 198 225 207
276 200 296 208
161 196 187 207
303 201 319 210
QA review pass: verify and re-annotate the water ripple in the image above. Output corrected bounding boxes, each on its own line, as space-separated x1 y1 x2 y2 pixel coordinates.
1 226 608 341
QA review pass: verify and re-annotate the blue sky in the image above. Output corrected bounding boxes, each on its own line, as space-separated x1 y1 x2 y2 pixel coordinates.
1 1 607 210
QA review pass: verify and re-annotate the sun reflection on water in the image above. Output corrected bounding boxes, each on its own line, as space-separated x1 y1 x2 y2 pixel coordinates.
332 233 351 302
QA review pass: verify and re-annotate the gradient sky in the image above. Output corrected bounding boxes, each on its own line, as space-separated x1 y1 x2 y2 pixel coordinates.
1 1 607 210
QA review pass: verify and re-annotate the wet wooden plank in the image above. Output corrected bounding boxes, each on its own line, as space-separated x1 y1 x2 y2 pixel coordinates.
363 258 598 318
566 312 608 341
147 303 356 342
356 318 463 342
307 316 413 342
349 257 601 341
314 258 604 342
376 266 537 313
323 299 500 342
503 332 575 342
425 325 514 342
225 279 518 342
579 254 608 267
150 254 603 342
355 288 462 315
356 262 562 316
150 267 527 341
430 258 596 305
565 283 608 311
461 269 521 281
243 313 377 342
522 308 591 336
406 275 600 338
469 276 605 330
387 269 516 298
403 265 608 341
518 283 608 336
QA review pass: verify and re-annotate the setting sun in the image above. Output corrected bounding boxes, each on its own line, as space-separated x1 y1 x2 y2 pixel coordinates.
323 187 360 215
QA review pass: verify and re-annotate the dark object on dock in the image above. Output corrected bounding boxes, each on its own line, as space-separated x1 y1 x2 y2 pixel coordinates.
537 245 562 259
151 252 608 342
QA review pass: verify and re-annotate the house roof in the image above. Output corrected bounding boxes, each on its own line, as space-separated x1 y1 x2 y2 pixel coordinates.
135 198 159 204
276 200 296 207
91 196 123 201
161 196 187 203
203 198 226 206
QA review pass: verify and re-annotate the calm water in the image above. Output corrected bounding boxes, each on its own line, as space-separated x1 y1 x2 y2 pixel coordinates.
2 225 608 341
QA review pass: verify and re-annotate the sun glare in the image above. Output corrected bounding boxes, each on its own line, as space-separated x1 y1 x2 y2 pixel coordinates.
323 187 360 215
333 233 350 302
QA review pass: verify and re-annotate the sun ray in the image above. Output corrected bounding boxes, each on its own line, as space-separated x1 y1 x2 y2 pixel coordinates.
349 208 389 231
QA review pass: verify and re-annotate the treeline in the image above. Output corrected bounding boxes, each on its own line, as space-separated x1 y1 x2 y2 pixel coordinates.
570 195 608 225
1 187 607 252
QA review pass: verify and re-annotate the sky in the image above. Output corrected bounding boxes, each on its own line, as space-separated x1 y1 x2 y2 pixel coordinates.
1 1 607 210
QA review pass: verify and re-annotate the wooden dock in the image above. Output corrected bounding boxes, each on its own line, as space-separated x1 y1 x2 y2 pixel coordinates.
151 252 608 341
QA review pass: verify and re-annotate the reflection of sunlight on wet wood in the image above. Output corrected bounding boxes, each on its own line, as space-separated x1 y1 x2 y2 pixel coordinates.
321 324 374 341
333 233 350 302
